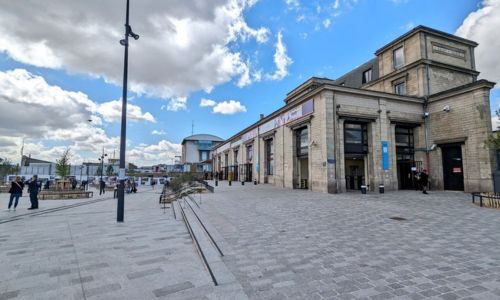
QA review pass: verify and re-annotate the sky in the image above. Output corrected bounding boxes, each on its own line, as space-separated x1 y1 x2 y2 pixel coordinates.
0 0 499 166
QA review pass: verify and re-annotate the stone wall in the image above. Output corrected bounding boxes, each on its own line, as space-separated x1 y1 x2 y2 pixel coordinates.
427 85 494 192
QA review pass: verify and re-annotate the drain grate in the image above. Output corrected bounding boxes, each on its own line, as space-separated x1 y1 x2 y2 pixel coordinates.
389 216 407 221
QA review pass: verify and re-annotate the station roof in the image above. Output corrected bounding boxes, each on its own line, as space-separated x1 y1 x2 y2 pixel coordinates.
181 134 224 144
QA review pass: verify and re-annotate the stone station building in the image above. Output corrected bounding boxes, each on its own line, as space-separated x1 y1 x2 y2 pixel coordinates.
213 25 496 193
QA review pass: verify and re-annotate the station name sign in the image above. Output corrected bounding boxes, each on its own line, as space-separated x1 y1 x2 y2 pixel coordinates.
259 99 314 134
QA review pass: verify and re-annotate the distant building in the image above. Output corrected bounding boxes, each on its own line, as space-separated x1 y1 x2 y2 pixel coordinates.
181 134 224 173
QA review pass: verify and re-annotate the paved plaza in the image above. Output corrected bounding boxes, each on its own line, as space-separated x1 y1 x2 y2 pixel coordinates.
1 183 500 299
201 182 500 300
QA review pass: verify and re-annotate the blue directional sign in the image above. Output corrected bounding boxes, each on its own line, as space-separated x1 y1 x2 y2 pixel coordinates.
382 141 390 171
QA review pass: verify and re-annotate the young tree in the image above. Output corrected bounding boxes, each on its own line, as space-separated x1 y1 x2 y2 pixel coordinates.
485 109 500 150
106 165 115 176
0 158 19 184
56 148 72 178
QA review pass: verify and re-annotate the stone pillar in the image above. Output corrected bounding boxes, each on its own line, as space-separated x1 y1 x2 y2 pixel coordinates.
325 91 337 193
337 118 346 193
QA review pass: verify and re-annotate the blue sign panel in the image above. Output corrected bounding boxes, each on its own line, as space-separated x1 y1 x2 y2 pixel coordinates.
382 141 390 171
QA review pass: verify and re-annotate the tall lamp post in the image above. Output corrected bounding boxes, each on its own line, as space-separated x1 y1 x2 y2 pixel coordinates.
98 149 108 183
118 0 139 222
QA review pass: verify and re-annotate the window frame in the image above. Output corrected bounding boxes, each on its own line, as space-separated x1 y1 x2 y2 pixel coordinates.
362 68 372 84
295 127 309 157
393 46 405 69
394 81 406 95
343 122 368 154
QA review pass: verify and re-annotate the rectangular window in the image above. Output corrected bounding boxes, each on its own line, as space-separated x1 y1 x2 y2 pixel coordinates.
265 139 274 175
362 69 372 84
395 127 414 161
344 122 368 154
296 127 309 157
234 150 238 165
199 151 209 161
394 82 406 95
246 145 253 162
393 47 404 69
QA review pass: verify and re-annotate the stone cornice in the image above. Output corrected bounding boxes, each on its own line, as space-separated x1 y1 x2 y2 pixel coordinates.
428 79 496 102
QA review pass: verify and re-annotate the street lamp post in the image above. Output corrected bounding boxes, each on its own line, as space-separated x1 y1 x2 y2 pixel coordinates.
118 0 139 222
98 149 108 183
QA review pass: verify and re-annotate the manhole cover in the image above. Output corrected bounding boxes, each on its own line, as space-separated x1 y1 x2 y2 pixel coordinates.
389 216 407 221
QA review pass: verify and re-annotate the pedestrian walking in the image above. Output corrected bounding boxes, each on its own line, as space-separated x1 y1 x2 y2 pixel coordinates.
7 176 24 211
27 175 40 210
99 180 106 195
151 179 156 190
419 169 429 194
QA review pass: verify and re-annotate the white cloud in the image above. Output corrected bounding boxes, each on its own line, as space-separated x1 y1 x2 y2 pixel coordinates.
333 0 340 9
492 116 500 131
0 0 270 108
266 31 293 80
98 100 156 123
323 18 332 28
456 0 500 85
200 98 217 107
0 69 168 166
167 97 188 111
285 0 300 9
151 130 166 136
128 140 181 166
212 100 247 114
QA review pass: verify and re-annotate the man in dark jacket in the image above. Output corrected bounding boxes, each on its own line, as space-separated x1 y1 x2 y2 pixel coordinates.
99 180 106 195
27 175 40 209
419 169 429 194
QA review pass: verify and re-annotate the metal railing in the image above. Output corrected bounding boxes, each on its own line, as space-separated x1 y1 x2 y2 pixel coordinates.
472 192 500 208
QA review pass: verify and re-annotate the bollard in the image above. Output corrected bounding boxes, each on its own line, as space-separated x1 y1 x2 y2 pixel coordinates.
361 185 367 194
254 179 257 185
379 184 384 194
241 181 244 185
229 180 232 186
215 180 218 187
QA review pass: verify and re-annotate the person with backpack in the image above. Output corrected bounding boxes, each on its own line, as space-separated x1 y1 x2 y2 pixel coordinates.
8 176 24 211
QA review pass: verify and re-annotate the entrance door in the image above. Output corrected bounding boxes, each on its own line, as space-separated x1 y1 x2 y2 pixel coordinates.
397 161 414 189
441 145 464 191
345 158 364 190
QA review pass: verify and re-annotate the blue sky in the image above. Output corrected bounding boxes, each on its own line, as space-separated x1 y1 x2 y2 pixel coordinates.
0 0 498 166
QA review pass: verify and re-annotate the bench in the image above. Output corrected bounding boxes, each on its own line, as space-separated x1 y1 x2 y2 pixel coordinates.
39 191 94 200
472 192 500 208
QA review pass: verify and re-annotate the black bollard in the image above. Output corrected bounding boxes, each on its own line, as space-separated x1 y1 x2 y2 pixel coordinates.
229 180 232 186
379 184 384 194
361 185 367 194
215 180 218 187
241 181 244 185
254 179 257 185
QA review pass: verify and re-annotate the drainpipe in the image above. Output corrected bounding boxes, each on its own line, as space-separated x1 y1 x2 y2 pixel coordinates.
423 97 430 175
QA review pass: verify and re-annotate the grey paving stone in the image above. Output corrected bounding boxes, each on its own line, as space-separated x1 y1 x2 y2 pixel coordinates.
152 281 194 297
126 267 164 280
48 269 72 277
85 283 121 297
0 291 19 300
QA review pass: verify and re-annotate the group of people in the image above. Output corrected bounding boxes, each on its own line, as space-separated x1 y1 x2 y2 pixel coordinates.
7 175 41 210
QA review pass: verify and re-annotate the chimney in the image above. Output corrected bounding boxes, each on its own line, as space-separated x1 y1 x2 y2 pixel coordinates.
259 113 264 120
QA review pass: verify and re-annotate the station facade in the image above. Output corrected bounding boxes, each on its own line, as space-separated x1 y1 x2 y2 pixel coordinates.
213 26 496 193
